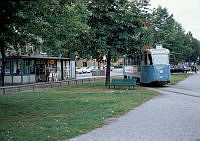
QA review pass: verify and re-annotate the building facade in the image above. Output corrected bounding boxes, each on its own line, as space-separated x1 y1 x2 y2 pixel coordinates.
0 48 76 85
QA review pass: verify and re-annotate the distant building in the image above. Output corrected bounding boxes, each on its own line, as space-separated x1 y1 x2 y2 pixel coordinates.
76 58 104 68
76 57 124 68
112 58 124 67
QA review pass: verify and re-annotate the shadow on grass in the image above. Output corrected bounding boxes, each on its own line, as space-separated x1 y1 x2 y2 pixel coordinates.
138 83 169 88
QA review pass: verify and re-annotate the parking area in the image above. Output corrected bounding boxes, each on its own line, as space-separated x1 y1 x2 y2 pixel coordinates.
76 68 123 79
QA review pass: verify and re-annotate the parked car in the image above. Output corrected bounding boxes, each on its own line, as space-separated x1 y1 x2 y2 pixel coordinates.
76 67 83 74
82 67 91 73
170 65 190 73
110 66 114 71
81 67 87 73
102 65 114 71
89 66 98 72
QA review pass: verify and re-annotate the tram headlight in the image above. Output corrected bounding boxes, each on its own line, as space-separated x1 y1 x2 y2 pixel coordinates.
160 70 163 74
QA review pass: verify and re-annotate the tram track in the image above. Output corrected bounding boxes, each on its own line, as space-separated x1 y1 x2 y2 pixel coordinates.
167 85 194 91
147 86 200 98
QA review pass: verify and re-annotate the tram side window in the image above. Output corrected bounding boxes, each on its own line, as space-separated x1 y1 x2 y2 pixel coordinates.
125 55 141 66
148 54 153 65
128 58 130 65
124 58 128 66
144 54 153 65
128 58 132 65
124 58 132 66
136 56 140 65
128 58 135 65
144 54 148 65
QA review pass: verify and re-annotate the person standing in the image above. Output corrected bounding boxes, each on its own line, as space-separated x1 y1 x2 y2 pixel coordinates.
36 65 41 82
191 65 194 73
194 63 197 73
45 65 50 82
16 67 20 75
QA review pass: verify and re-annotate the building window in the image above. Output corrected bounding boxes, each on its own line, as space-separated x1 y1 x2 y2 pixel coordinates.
30 60 35 74
5 60 11 75
24 60 30 74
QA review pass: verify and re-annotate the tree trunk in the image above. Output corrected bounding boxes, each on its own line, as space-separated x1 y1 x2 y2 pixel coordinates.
105 50 111 85
98 61 100 69
0 43 6 86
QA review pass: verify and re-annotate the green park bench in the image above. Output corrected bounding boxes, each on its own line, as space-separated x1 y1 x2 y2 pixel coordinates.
107 78 136 89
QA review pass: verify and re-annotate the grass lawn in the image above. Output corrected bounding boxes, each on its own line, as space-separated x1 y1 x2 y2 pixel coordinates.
0 81 158 141
197 65 200 71
169 73 192 85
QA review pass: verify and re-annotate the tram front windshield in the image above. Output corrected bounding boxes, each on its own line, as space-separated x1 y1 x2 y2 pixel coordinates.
152 54 169 65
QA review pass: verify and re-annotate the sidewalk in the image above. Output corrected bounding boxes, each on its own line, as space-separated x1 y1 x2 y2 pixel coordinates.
0 76 106 95
69 72 200 141
0 74 123 95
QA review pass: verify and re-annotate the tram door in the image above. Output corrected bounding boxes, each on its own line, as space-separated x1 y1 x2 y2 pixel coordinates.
143 53 153 66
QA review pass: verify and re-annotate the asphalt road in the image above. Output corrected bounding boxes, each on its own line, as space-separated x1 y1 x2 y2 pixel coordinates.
69 72 200 141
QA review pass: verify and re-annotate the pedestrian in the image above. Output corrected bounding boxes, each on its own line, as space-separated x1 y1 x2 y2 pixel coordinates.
45 65 50 82
194 64 197 73
191 65 194 73
36 65 41 82
16 67 20 75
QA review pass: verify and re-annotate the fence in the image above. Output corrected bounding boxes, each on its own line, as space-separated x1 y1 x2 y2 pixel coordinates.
0 77 106 95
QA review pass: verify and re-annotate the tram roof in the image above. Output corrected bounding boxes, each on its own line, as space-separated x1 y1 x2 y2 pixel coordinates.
146 48 169 55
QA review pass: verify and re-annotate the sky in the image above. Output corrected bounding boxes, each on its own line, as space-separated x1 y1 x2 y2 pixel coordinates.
149 0 200 40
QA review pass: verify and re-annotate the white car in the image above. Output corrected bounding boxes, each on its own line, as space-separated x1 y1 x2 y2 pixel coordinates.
82 67 87 73
76 67 83 74
102 65 114 71
89 66 98 72
82 67 91 73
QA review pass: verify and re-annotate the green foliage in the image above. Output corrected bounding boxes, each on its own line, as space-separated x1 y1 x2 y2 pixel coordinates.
23 0 91 57
0 1 39 54
144 6 200 64
0 0 90 57
1 0 200 66
83 0 148 59
80 0 150 83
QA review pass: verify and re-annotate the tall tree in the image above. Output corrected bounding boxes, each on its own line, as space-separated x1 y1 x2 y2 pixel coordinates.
85 0 148 84
150 6 200 64
29 0 90 58
0 1 37 86
0 0 90 86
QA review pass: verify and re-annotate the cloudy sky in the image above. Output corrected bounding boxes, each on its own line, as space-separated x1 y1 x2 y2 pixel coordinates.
149 0 200 40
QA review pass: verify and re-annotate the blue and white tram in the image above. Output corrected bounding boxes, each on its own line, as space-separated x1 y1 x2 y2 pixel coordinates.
123 46 170 85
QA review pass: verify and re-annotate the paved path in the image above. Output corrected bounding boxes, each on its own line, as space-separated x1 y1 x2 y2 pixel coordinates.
69 73 200 141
